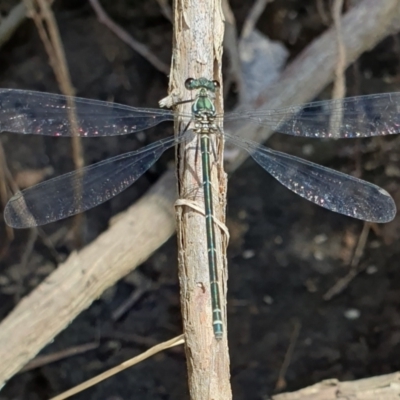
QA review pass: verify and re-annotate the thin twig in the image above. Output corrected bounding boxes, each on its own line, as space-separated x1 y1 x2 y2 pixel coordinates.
37 228 63 264
25 0 85 245
0 2 27 48
315 0 331 26
14 228 37 303
20 341 99 372
329 0 346 136
323 222 371 301
331 0 346 99
275 319 301 392
221 0 243 99
111 281 153 321
103 330 160 347
241 0 273 39
0 142 14 258
156 0 172 22
89 0 169 75
0 142 59 266
350 222 372 268
50 335 184 400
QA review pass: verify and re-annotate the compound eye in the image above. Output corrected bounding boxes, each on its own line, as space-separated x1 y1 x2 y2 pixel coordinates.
212 80 220 89
185 78 194 90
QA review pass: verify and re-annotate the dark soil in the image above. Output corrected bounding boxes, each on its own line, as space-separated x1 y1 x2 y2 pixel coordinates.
1 1 400 399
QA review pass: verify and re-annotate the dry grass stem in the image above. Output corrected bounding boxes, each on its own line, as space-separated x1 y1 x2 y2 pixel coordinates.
323 222 371 301
89 0 170 75
24 0 85 243
0 142 15 256
50 335 184 400
275 319 301 391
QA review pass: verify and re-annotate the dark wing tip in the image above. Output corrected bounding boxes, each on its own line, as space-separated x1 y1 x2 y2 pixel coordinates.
371 188 397 223
4 192 38 229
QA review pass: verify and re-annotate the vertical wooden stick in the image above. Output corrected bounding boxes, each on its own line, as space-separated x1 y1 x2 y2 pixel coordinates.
169 1 232 399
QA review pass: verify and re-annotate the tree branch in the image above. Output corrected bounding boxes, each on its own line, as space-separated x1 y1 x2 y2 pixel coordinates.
169 1 231 399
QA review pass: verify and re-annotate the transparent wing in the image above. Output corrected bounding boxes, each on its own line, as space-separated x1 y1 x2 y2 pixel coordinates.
0 89 175 137
227 135 396 222
224 93 400 138
5 137 176 228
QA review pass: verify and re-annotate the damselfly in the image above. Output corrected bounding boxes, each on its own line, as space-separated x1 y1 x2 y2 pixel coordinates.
1 79 399 337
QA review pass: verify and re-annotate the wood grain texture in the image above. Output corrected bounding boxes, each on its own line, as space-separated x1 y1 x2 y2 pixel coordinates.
168 0 231 399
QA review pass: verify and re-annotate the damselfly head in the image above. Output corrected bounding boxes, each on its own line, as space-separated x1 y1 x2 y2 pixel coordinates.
185 77 220 93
